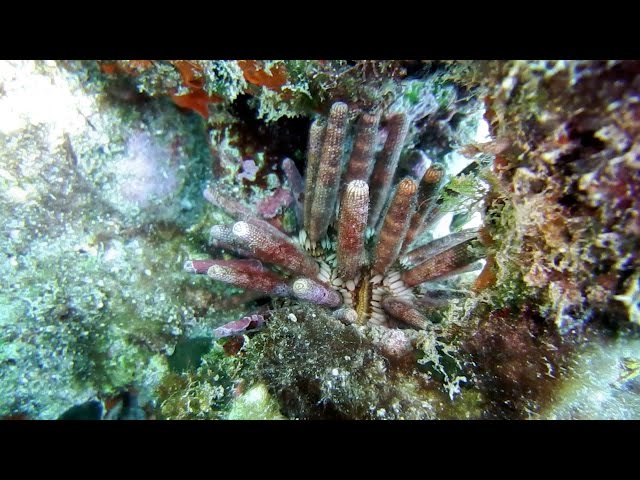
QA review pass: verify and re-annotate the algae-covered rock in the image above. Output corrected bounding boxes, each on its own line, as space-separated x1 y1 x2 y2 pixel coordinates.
156 341 242 420
242 303 462 420
0 60 215 418
227 383 285 420
474 60 640 334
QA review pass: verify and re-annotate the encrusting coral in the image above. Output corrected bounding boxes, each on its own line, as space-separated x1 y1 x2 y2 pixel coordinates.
185 101 485 337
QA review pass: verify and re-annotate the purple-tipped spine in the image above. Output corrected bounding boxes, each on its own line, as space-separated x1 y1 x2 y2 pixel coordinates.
292 278 342 308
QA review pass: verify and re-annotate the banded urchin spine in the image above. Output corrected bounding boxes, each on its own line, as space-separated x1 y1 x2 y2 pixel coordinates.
303 118 325 234
204 260 292 297
292 278 342 308
343 112 380 186
372 177 418 276
231 220 319 278
403 164 446 251
368 112 410 230
337 180 370 280
308 102 349 244
401 238 484 288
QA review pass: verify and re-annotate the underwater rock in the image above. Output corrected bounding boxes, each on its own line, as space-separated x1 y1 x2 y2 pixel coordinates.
476 60 640 334
0 61 211 419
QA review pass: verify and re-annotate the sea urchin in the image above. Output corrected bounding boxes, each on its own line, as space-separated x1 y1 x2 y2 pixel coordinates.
185 102 485 332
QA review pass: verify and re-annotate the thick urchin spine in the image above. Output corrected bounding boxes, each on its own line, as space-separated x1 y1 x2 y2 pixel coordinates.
401 238 483 287
231 221 319 278
184 258 263 275
343 112 380 186
309 102 349 244
337 180 369 280
282 157 305 228
205 260 292 297
292 278 343 308
303 118 325 234
372 177 418 276
204 188 292 241
368 112 410 229
209 224 252 257
401 227 480 267
381 296 428 330
403 164 446 251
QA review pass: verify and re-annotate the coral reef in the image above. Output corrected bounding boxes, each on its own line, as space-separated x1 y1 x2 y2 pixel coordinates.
448 60 640 418
3 59 639 420
476 60 640 335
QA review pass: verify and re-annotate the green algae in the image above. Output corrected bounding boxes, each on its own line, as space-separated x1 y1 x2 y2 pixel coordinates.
157 341 242 420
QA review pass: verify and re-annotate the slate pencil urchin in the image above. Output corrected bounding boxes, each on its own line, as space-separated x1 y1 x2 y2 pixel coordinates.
185 101 486 332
